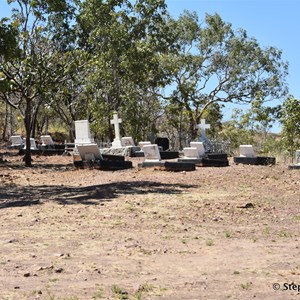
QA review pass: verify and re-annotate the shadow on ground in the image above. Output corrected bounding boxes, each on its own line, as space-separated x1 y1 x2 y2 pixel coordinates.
0 181 197 209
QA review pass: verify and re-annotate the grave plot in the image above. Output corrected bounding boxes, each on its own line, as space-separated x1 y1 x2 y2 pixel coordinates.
234 145 276 166
133 139 179 159
74 144 132 171
138 144 195 171
178 141 229 167
18 135 66 156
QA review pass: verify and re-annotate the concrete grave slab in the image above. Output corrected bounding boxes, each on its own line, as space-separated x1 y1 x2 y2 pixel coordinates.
77 144 102 161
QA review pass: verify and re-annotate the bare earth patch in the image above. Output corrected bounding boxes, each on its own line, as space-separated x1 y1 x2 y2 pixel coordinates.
0 151 299 300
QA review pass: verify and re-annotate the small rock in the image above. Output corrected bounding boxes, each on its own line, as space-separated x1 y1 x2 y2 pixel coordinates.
237 203 254 209
54 267 64 273
24 272 31 277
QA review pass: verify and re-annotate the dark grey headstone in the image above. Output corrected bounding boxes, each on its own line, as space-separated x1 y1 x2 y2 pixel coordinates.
155 137 169 151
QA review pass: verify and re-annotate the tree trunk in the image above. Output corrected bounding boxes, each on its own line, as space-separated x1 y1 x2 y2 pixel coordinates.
2 101 8 141
10 106 13 136
24 98 32 167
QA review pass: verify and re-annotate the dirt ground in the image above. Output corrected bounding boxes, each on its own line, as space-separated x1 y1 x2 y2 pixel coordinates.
0 150 300 300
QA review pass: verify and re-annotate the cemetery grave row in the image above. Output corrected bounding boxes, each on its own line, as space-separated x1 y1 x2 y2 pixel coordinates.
7 113 300 171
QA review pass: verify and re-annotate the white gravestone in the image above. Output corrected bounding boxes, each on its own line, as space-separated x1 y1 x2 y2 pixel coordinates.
183 147 198 158
296 150 300 165
138 141 151 150
196 119 212 151
196 119 211 139
110 112 122 148
190 142 205 157
41 135 54 146
239 145 256 158
23 138 37 150
121 137 135 147
77 144 102 161
74 120 94 145
10 135 24 147
143 144 161 162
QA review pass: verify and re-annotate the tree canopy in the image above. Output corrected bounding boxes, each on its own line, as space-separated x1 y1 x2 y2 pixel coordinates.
0 0 292 165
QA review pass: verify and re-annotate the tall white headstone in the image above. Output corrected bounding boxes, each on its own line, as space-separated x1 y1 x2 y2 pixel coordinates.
110 112 122 148
74 120 94 145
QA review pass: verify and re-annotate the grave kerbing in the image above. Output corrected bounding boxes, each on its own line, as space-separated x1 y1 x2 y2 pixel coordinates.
234 145 276 166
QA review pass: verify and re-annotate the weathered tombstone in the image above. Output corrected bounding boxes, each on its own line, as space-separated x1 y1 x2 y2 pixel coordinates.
74 120 94 145
288 150 300 169
41 135 54 146
121 137 135 147
133 141 151 157
23 138 37 150
239 145 256 158
110 112 122 148
138 144 165 167
10 135 24 148
234 144 275 166
143 144 161 161
190 142 205 157
138 141 151 149
77 144 102 161
178 142 204 164
183 147 199 158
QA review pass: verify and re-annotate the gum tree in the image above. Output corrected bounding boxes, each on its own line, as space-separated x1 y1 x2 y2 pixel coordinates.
160 12 288 140
0 0 76 166
76 0 175 141
280 96 300 160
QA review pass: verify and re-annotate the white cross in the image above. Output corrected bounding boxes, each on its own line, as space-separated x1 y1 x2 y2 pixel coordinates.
196 119 210 138
110 112 122 141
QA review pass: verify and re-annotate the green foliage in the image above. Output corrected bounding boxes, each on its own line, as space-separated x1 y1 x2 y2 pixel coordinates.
0 1 290 158
160 12 288 140
280 96 300 159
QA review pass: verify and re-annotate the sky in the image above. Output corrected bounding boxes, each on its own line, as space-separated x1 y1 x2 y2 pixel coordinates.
1 0 299 132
